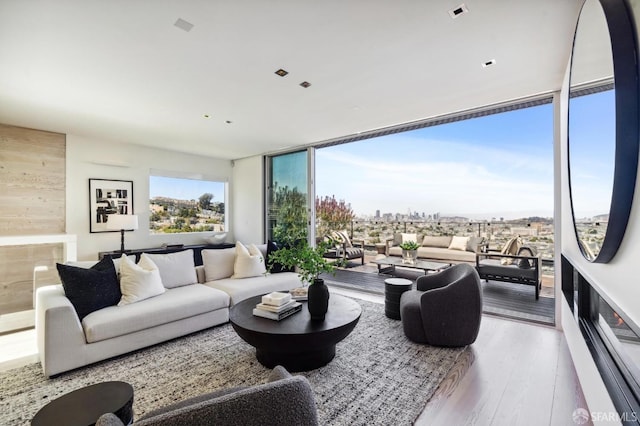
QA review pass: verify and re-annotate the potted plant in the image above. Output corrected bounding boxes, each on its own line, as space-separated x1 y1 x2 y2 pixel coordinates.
267 239 338 320
399 240 420 264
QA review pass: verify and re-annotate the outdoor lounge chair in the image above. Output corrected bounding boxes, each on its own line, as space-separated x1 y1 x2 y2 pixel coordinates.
323 230 365 265
475 243 542 299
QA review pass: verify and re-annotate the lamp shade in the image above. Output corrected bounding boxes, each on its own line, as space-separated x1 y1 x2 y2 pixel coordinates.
106 214 139 231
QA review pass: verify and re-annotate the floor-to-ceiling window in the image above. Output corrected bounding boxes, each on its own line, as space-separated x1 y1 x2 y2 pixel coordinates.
314 101 555 324
266 150 309 245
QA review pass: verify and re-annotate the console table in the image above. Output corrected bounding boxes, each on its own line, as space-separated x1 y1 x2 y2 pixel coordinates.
99 243 234 266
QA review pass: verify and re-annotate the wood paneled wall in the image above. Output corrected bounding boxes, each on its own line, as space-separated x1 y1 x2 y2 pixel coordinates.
0 124 66 315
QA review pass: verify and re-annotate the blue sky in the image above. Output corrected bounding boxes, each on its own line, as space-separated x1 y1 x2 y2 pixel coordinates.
568 90 615 219
150 176 225 203
316 104 556 219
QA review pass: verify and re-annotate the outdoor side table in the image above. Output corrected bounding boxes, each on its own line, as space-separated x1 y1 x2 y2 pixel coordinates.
384 278 413 319
31 381 134 426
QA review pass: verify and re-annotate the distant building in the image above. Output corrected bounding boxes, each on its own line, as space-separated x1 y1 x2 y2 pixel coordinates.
375 209 380 218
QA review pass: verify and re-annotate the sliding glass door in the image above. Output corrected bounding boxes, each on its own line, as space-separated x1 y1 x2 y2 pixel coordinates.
266 150 314 245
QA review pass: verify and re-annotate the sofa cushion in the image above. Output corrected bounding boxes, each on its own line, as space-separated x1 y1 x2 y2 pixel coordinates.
56 257 121 321
118 254 165 306
422 236 452 248
332 230 352 247
82 284 230 343
204 272 301 305
448 236 469 251
401 233 417 243
232 242 267 279
416 247 477 263
202 248 236 281
466 236 485 252
143 250 197 289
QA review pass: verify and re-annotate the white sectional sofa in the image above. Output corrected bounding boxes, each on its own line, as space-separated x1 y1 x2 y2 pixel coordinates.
36 243 301 377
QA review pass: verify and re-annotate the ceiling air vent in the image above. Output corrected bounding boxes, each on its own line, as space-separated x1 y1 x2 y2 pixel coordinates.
174 18 194 32
482 59 496 68
448 4 469 19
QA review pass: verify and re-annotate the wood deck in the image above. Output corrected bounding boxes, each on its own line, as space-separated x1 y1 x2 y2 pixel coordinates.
321 260 555 325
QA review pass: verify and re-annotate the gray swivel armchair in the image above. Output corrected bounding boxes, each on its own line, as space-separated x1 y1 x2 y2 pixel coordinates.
96 366 318 426
400 263 482 346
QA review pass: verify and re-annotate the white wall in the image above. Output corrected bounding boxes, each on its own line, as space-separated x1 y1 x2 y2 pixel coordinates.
231 155 264 244
66 135 233 260
558 3 640 421
561 2 640 337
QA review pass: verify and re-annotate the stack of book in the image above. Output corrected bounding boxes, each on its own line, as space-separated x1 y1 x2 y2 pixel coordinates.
253 292 302 321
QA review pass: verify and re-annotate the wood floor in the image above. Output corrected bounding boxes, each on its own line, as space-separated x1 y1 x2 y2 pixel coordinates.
0 288 590 426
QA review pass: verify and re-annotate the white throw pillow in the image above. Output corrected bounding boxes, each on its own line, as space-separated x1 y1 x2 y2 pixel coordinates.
202 248 236 281
118 254 165 306
143 250 197 289
232 242 267 279
448 236 470 251
401 233 417 243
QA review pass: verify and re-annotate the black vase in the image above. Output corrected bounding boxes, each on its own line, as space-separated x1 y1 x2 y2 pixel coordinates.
307 278 330 321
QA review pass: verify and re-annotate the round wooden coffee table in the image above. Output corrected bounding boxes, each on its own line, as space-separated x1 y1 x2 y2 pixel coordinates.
31 381 133 426
230 293 361 372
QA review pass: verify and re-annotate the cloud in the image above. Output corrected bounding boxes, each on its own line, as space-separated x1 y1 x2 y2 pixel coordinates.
316 137 554 217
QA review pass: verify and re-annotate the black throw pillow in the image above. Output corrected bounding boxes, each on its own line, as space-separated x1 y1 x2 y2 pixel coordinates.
266 240 294 273
56 257 121 321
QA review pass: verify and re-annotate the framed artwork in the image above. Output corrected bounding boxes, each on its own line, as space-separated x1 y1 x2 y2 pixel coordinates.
89 178 134 233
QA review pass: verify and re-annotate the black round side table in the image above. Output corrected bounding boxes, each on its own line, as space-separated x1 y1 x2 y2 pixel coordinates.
32 381 134 426
384 278 413 319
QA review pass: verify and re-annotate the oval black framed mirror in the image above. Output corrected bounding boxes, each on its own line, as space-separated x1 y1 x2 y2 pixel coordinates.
568 0 639 263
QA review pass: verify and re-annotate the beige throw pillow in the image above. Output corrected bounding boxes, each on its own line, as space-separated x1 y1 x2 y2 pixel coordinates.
232 242 267 279
401 233 417 243
118 254 165 306
202 248 236 281
142 250 197 289
448 236 470 251
422 236 453 248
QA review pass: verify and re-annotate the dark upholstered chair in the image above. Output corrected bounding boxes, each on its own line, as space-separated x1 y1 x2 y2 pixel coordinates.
399 263 482 347
96 366 318 426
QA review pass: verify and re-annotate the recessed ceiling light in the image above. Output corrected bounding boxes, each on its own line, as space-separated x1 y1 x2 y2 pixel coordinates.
300 81 311 88
174 18 194 32
482 59 496 68
448 4 469 19
275 69 289 77
203 114 212 118
225 120 232 124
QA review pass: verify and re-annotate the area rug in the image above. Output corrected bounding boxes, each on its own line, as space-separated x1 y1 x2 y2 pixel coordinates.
0 299 468 426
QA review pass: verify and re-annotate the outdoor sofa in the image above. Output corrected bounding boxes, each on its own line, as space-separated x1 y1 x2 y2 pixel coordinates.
386 234 487 264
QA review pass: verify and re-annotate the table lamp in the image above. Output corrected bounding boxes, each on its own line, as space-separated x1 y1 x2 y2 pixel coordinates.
106 214 138 252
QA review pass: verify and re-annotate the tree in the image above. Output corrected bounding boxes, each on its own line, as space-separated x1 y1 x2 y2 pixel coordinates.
198 193 214 210
316 195 354 238
271 184 308 246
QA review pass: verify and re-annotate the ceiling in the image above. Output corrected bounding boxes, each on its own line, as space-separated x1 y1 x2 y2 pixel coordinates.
0 0 582 160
